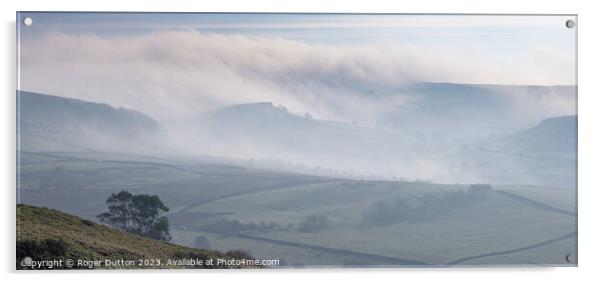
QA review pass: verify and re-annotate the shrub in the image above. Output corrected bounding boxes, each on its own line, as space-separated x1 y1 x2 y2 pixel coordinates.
362 184 492 226
298 215 330 232
16 239 70 270
81 219 96 226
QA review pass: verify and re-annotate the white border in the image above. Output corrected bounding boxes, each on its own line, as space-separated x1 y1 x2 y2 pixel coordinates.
2 0 601 281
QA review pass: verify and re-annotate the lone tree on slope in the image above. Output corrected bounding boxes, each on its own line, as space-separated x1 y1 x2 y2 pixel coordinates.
97 190 171 241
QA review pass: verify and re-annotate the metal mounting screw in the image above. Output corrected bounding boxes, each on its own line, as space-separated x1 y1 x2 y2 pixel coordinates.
566 19 575 29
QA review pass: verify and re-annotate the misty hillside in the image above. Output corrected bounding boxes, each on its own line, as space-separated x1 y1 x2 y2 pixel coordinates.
17 92 577 266
18 89 576 186
381 83 575 150
191 102 414 175
17 204 259 269
481 116 576 158
18 91 163 151
199 102 370 144
445 116 577 188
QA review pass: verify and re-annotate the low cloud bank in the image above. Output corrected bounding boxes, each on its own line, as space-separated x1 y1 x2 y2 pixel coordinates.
21 30 574 125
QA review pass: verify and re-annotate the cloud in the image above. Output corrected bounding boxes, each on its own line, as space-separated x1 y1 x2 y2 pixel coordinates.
20 30 574 125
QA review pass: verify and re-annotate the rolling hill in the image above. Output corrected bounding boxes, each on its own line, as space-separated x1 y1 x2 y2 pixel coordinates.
18 91 164 152
380 83 576 150
16 204 260 269
189 101 419 178
481 115 577 157
444 116 577 188
18 90 577 185
16 149 576 266
16 88 577 267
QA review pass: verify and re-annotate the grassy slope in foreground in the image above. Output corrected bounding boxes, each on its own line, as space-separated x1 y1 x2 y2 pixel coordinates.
16 204 260 269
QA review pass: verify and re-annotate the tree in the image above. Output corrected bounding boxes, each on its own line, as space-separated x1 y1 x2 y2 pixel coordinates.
97 190 171 241
362 197 412 226
298 214 330 232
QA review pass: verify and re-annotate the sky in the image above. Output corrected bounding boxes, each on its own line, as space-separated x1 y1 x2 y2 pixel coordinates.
17 13 576 124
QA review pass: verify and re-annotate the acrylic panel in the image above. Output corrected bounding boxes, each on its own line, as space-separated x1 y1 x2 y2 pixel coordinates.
16 12 577 269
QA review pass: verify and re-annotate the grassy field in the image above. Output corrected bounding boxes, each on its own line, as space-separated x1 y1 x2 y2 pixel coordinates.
18 150 577 267
180 181 575 265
